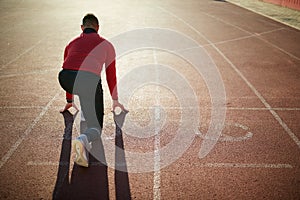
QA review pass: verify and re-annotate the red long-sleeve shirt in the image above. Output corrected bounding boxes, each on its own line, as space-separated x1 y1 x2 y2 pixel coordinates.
62 29 118 101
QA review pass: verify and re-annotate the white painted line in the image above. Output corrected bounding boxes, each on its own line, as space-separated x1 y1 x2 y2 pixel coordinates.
158 7 300 150
2 105 299 111
0 39 43 71
0 68 57 79
0 106 44 109
200 11 285 39
74 105 299 111
196 123 253 142
215 50 300 148
257 37 300 61
254 27 286 36
27 161 68 166
26 161 293 169
0 91 61 169
201 11 300 61
202 35 256 47
226 0 300 31
200 11 253 36
153 50 161 200
197 162 293 169
227 107 300 111
176 28 285 51
27 160 104 167
202 27 285 47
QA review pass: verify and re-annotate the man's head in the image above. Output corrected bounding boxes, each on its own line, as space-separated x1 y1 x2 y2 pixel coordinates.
81 13 99 32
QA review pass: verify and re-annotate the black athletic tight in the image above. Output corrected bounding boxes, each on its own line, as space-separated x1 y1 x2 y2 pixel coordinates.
58 69 104 142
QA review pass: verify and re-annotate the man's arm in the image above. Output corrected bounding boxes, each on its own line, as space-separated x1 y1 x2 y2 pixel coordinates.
105 43 126 111
105 60 118 100
60 45 78 113
64 45 74 103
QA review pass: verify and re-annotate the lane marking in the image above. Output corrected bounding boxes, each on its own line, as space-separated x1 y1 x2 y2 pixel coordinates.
26 161 293 169
27 161 69 166
0 91 61 169
227 107 300 111
175 28 285 51
257 37 300 61
196 123 253 142
0 106 44 109
0 68 57 79
158 7 300 150
215 52 300 148
52 105 298 111
226 0 300 31
204 27 285 46
153 50 161 200
197 162 293 169
0 39 43 71
202 35 256 47
201 11 300 61
253 27 286 36
200 11 256 36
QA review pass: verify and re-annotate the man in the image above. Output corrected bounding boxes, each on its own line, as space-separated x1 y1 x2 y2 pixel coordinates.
58 13 126 167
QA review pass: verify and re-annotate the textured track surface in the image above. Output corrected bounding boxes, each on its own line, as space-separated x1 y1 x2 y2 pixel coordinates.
0 0 300 199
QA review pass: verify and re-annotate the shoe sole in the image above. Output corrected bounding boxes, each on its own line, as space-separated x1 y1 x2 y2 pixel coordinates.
73 139 89 167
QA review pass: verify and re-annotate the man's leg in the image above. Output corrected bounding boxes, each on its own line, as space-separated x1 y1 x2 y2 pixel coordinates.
79 83 104 141
58 70 77 94
59 70 103 167
76 72 104 142
59 70 90 167
59 69 103 141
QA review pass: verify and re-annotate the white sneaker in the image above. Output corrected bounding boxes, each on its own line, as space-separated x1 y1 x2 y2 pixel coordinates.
73 134 91 167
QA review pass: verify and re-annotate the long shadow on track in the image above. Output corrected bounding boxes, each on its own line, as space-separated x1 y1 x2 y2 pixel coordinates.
52 110 131 200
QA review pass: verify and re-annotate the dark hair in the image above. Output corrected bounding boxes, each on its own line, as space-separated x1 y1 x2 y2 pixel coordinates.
82 13 99 27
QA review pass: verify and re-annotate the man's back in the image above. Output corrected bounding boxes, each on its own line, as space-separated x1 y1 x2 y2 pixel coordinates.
62 28 115 76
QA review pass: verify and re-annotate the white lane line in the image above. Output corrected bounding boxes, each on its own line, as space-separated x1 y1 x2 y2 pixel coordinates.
0 106 44 109
0 91 61 169
215 51 300 148
0 68 57 79
200 11 254 36
199 28 285 49
201 11 300 61
153 50 161 200
177 28 285 51
158 7 300 150
0 39 43 71
2 105 299 112
202 35 256 47
202 27 285 47
26 161 293 168
27 161 68 166
254 27 286 36
227 107 300 111
196 122 253 142
197 163 293 169
257 37 300 61
226 0 300 31
96 106 300 111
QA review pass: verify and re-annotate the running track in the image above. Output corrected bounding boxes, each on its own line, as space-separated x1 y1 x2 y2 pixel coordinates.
0 0 299 199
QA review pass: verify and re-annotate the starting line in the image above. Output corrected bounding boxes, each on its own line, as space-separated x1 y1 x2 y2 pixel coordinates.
26 161 293 169
196 162 293 169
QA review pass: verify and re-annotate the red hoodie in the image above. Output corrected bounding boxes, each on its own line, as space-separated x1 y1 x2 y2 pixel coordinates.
62 28 118 101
